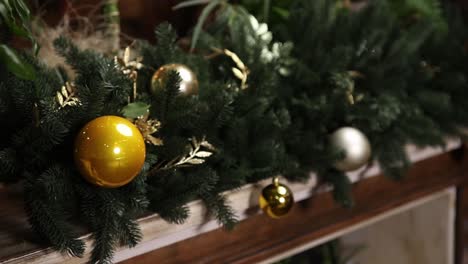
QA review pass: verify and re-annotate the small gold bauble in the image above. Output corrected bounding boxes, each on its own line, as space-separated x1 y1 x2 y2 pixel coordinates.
150 63 199 96
330 126 371 172
259 178 294 218
74 116 146 188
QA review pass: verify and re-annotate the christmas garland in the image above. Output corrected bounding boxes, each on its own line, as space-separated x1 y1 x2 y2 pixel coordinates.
0 0 467 263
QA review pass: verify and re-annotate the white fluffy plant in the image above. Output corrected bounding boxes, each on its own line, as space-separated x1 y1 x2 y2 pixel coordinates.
175 0 295 76
31 1 123 78
247 14 294 76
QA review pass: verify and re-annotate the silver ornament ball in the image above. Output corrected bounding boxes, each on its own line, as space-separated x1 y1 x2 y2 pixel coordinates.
150 63 199 96
330 127 371 172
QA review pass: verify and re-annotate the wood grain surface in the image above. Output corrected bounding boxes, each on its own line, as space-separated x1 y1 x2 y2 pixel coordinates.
122 148 467 264
0 144 463 263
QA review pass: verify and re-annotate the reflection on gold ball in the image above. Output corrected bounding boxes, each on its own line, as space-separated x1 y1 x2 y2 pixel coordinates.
150 63 199 96
330 126 371 172
259 179 294 218
74 116 146 188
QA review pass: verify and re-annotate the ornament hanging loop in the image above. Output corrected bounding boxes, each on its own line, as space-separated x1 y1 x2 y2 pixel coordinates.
273 176 280 186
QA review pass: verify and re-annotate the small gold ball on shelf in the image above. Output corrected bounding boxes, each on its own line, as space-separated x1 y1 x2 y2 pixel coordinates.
259 178 294 218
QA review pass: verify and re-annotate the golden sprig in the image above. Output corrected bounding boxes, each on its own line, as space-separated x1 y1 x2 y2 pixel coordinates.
346 70 365 105
208 47 250 90
33 103 40 127
56 82 81 109
420 61 440 77
133 112 164 146
114 46 144 102
148 137 215 176
172 137 215 166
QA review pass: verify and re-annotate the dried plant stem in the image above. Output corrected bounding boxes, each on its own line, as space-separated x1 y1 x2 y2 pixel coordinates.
104 0 120 53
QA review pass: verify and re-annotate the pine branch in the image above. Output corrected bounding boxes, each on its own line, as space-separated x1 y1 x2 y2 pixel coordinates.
375 140 410 180
25 197 85 257
81 190 119 264
157 205 190 224
90 219 117 264
0 148 18 181
151 70 182 123
24 166 84 257
201 192 238 230
153 23 178 62
78 184 144 263
322 170 354 208
117 216 142 248
146 166 218 225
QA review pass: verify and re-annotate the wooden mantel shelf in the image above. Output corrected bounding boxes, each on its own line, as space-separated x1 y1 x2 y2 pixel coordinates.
0 140 465 264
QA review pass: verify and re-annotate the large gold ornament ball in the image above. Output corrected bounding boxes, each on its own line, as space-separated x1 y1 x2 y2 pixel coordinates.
74 116 146 188
151 63 199 96
259 179 294 218
330 127 371 172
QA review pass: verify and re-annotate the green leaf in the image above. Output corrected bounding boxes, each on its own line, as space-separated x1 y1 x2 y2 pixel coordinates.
0 44 36 80
3 17 29 37
12 0 30 21
190 0 223 51
262 0 271 22
0 2 13 22
122 102 150 118
173 0 211 10
272 7 289 19
0 0 37 54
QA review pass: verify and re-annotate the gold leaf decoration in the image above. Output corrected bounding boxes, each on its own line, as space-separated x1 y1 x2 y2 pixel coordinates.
194 151 213 158
115 46 145 102
420 61 440 77
148 137 216 175
346 70 365 105
186 158 205 165
200 140 216 151
232 67 245 80
56 82 81 109
207 47 250 90
133 112 163 146
33 103 40 127
170 137 215 168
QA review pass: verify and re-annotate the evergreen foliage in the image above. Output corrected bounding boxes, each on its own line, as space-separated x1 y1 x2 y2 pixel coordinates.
276 0 468 186
0 0 466 262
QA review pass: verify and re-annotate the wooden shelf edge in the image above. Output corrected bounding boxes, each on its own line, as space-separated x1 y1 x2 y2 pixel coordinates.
122 146 466 264
261 187 457 264
114 140 462 263
0 139 462 264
